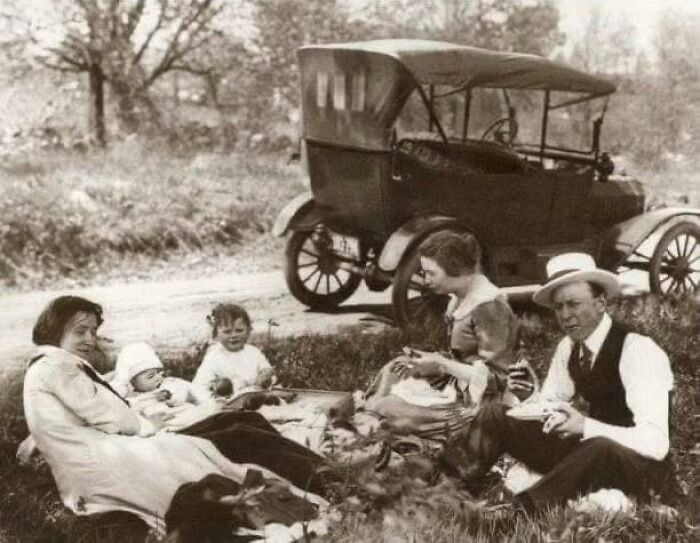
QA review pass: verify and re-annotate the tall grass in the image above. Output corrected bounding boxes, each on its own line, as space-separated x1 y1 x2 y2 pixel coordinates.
0 294 696 541
0 142 305 290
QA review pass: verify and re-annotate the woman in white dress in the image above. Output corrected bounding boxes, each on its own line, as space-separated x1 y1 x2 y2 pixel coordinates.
23 296 326 535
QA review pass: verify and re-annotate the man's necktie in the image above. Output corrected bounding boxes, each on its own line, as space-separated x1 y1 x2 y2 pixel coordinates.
79 362 130 406
574 342 593 373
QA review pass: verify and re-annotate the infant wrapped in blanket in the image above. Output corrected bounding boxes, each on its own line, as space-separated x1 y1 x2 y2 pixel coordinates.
111 342 218 430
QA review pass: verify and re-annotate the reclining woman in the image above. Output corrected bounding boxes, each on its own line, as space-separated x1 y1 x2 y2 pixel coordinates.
365 231 521 445
23 295 328 535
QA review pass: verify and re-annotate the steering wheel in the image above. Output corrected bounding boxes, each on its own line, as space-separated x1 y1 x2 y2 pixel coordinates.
481 117 519 146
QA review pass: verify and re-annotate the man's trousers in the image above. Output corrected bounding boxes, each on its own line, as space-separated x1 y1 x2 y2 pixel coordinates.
449 401 666 510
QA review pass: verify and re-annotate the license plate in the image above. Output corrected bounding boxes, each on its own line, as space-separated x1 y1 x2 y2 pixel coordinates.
331 233 360 260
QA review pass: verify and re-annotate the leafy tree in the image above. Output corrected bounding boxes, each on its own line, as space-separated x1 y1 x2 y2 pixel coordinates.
364 0 563 55
567 8 699 169
245 0 563 142
3 0 225 144
244 0 372 133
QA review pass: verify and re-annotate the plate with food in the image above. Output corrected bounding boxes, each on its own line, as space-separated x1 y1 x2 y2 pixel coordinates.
506 401 566 421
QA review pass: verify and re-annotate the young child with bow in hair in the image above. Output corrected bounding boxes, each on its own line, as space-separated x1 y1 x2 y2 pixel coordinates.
193 303 274 399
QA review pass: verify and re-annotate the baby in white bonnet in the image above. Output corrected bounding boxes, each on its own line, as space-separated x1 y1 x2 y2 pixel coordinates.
112 342 217 429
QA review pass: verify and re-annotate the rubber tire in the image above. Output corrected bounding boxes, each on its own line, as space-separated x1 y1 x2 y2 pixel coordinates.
284 230 363 310
392 231 457 328
649 221 700 296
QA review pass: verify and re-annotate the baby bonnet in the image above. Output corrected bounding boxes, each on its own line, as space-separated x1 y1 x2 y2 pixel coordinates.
114 342 163 392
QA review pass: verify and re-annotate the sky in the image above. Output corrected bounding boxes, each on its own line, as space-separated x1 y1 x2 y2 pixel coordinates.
557 0 700 53
5 0 699 54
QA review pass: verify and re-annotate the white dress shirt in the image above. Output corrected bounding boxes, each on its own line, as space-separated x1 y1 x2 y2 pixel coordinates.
540 313 674 461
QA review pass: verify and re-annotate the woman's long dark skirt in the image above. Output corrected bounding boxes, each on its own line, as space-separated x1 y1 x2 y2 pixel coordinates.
178 410 326 494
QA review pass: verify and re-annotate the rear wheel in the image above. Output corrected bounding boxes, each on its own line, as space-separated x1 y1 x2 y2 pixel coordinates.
649 221 700 296
284 229 363 310
392 233 452 329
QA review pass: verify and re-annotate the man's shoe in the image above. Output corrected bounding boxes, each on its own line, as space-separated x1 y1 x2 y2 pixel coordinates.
483 495 533 518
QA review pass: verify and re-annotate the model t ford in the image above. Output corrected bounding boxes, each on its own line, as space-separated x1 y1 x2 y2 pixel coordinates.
273 39 700 325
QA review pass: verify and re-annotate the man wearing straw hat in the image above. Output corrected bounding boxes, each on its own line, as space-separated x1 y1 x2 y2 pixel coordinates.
455 252 674 512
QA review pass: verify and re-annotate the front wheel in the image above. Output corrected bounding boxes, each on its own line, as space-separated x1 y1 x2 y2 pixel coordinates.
284 229 363 310
649 221 700 296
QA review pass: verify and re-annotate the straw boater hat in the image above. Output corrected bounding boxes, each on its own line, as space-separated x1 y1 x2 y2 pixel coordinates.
533 252 621 308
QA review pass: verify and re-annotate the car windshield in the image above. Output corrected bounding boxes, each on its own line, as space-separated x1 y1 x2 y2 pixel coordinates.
395 86 609 156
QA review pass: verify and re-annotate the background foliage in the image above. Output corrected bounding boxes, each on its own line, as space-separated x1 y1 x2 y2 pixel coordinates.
1 0 697 170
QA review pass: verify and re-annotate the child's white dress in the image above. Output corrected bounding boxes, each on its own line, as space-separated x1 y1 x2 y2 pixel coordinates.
192 343 272 398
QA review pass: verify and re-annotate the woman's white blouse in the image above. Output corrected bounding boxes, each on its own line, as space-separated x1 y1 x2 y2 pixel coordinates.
23 346 250 534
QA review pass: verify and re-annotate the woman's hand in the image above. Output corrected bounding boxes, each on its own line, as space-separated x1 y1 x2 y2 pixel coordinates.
507 359 539 401
95 335 120 366
147 412 175 432
155 390 172 402
392 349 445 379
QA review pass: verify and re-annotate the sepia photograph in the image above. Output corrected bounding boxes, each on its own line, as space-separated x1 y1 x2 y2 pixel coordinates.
0 0 697 541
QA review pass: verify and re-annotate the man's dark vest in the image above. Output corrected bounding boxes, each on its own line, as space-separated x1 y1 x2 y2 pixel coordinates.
568 321 634 427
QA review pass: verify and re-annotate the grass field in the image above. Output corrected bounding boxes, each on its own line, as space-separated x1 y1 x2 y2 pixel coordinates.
0 294 696 542
0 142 306 291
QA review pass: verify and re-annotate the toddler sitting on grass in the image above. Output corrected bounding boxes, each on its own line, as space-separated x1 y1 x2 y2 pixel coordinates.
112 342 216 429
193 303 275 399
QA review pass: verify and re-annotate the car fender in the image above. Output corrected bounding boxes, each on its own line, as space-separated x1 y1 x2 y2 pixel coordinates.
271 192 320 237
378 215 461 272
598 207 700 270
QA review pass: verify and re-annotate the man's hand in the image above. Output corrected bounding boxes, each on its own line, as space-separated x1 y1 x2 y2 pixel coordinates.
545 404 585 439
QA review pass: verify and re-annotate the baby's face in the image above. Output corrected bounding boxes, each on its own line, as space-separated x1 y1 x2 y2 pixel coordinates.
216 317 250 352
132 368 164 392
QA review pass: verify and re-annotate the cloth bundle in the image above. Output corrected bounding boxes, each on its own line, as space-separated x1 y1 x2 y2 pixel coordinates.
166 471 325 542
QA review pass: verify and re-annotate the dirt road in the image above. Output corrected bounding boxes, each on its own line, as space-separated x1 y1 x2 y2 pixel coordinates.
0 268 394 383
0 263 653 384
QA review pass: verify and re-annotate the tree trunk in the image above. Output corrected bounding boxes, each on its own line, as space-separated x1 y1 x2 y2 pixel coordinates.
88 64 106 146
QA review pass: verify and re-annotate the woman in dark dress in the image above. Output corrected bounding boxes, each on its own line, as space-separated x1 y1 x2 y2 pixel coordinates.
366 231 520 439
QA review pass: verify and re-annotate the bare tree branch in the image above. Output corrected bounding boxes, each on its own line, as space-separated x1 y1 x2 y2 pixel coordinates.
143 0 221 88
47 46 88 69
125 0 147 38
36 56 84 73
132 0 168 65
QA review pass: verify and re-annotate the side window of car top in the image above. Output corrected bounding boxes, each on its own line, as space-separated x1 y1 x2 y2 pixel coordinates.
317 71 366 112
351 72 366 112
333 71 346 110
317 72 329 108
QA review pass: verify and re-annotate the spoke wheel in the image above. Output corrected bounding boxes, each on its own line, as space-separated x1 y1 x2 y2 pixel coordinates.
649 221 700 297
392 233 453 329
284 229 363 310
